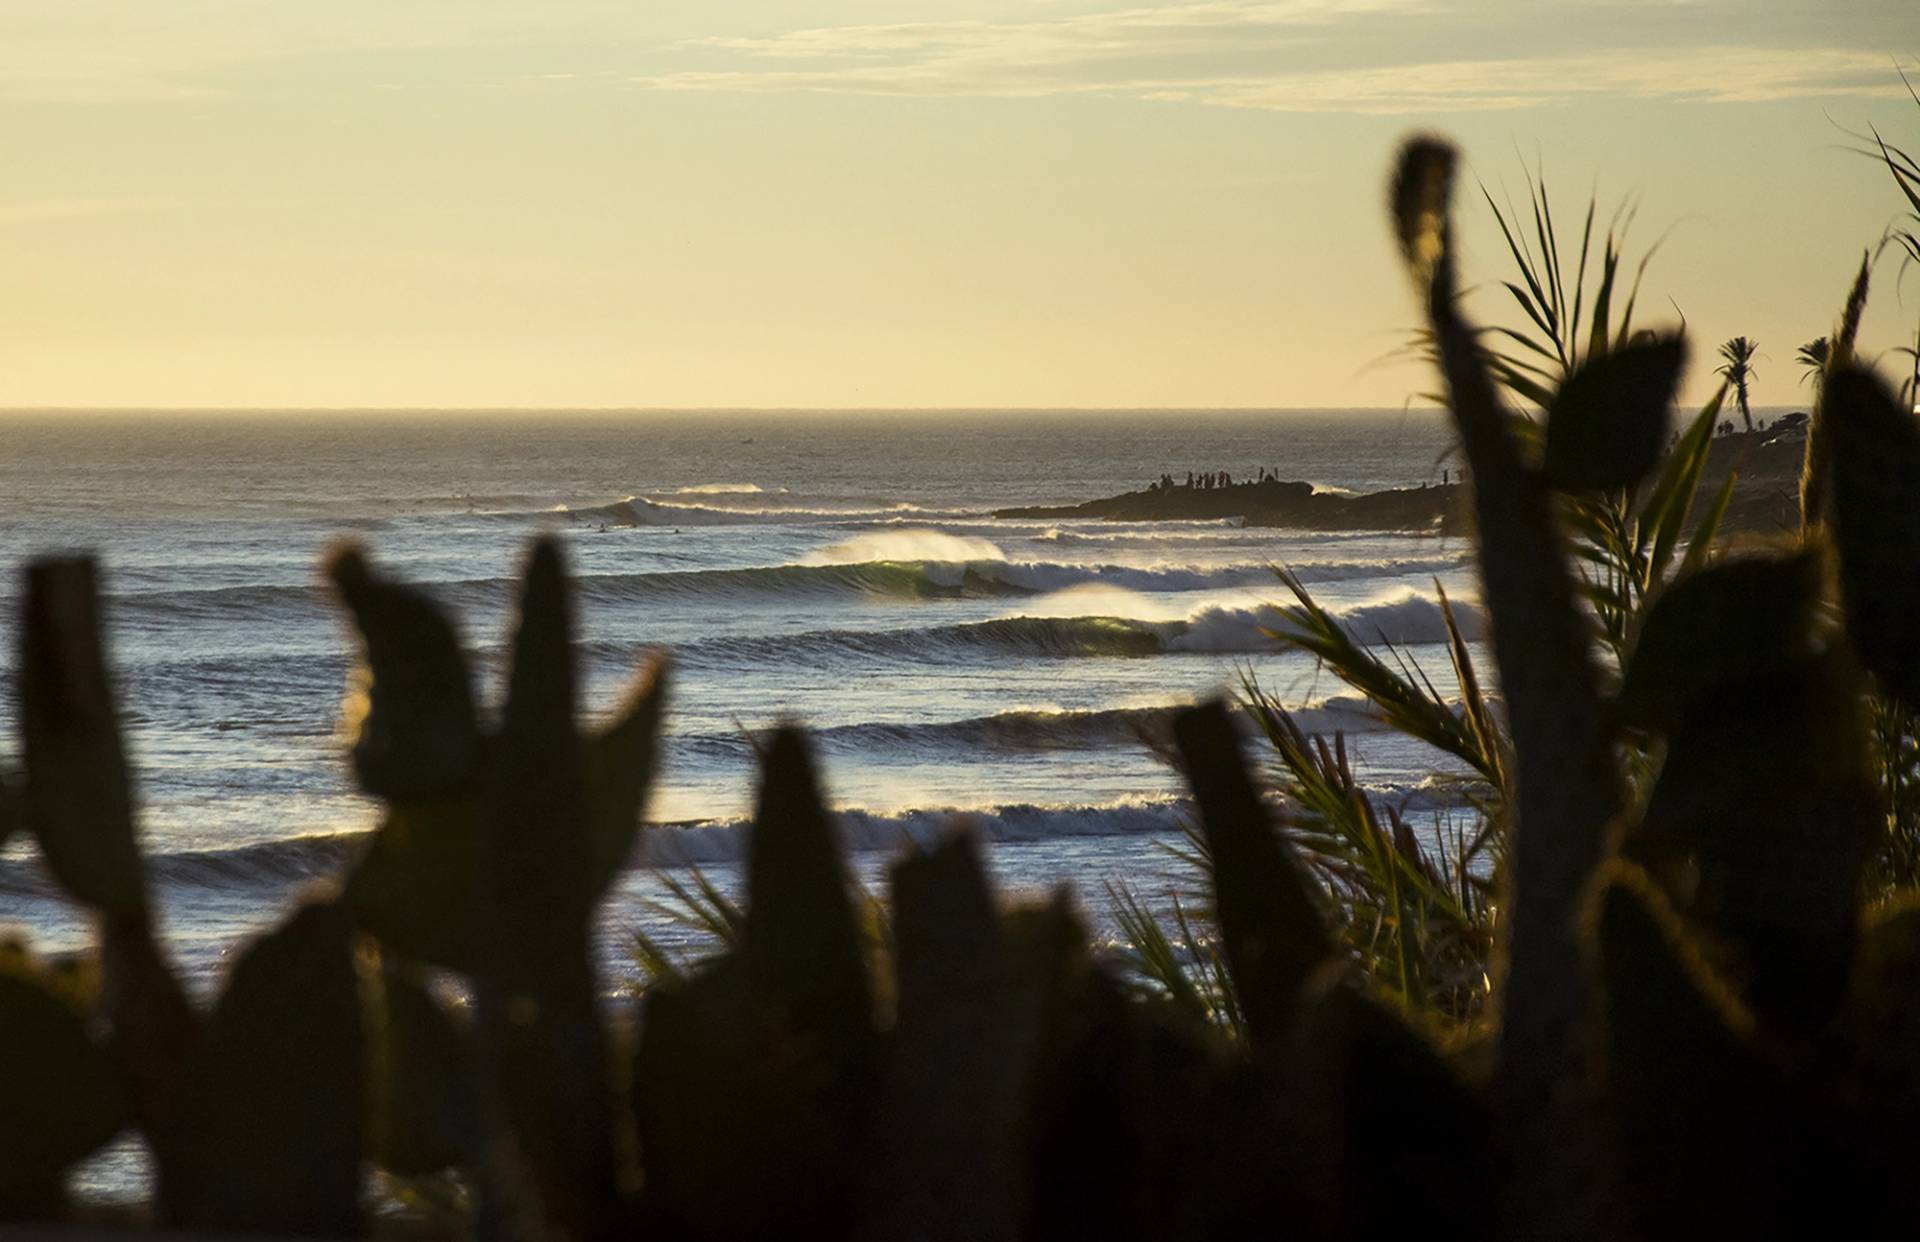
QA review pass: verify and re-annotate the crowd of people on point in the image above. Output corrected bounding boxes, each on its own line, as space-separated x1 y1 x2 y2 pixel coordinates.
1149 467 1290 491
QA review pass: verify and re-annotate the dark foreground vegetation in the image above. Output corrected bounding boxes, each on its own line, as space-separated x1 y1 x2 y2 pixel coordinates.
5 119 1920 1239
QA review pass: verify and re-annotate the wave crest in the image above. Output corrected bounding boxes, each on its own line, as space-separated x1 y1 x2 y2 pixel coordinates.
644 796 1191 865
0 800 1186 895
676 695 1391 760
0 831 367 899
554 496 973 527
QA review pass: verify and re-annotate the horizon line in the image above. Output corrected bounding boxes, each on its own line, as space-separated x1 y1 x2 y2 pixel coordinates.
0 402 1818 416
0 403 1458 415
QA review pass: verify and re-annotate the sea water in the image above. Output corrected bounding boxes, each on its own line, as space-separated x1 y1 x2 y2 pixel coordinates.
0 408 1470 993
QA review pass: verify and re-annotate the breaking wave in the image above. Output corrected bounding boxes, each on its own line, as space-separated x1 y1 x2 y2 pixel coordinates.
674 695 1391 761
0 831 368 899
551 496 979 527
642 796 1193 865
105 553 1471 622
0 800 1185 896
657 483 779 496
676 591 1484 666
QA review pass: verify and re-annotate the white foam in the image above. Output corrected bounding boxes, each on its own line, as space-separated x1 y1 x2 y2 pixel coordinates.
1165 602 1286 653
1292 589 1487 645
1012 583 1190 621
1163 589 1486 654
660 483 774 495
802 528 1008 566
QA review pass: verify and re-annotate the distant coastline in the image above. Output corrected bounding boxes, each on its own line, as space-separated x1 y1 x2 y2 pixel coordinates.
996 475 1469 533
994 424 1811 537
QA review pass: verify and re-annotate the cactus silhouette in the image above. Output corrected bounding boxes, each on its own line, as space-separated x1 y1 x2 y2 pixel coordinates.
16 556 198 1205
163 898 362 1233
1587 860 1781 1239
1392 136 1622 1237
1170 700 1331 1046
860 829 1048 1240
1543 335 1686 492
367 955 479 1178
632 727 876 1238
327 545 482 802
0 955 125 1219
1829 365 1920 709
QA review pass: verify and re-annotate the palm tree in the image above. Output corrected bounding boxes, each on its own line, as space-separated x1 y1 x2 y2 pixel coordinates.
1797 337 1830 390
1718 336 1759 432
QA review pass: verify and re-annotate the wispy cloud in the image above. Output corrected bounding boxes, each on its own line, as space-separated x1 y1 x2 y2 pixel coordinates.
2 0 1908 111
630 1 1911 113
1171 47 1905 112
678 0 1421 60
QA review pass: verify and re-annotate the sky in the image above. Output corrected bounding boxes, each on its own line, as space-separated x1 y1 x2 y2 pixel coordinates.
0 0 1915 410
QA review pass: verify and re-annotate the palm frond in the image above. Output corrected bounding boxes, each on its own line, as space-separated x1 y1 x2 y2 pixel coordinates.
1264 568 1503 787
628 856 747 987
1105 881 1243 1038
1237 678 1497 1023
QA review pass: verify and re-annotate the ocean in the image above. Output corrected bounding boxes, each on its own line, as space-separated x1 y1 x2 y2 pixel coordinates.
0 408 1471 997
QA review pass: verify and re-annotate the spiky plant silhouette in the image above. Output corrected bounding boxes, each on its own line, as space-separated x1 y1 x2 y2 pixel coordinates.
1865 67 1919 407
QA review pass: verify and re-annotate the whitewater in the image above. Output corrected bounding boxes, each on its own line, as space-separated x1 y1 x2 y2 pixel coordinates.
0 408 1471 993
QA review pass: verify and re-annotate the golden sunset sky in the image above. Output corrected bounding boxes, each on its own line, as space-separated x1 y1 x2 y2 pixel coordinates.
0 1 1914 409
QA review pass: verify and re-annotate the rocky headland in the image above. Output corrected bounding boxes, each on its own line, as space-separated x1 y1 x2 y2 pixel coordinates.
993 425 1810 538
